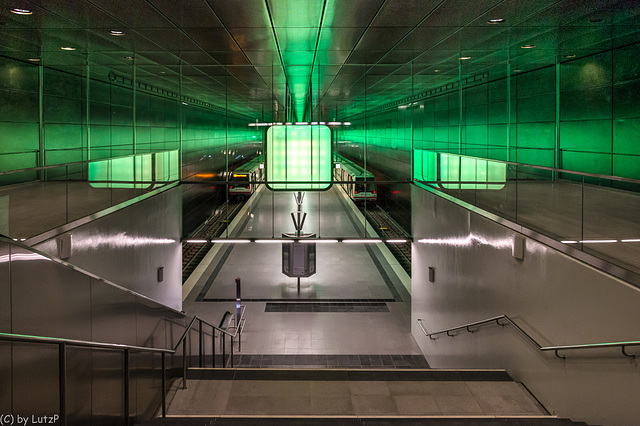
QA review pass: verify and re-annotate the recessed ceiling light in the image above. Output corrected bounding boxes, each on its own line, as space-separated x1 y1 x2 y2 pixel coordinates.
434 69 440 72
109 30 125 36
521 44 536 49
563 54 576 58
589 17 604 23
10 8 32 15
124 55 135 60
61 47 76 51
513 69 523 73
488 18 505 24
459 56 471 60
28 58 40 61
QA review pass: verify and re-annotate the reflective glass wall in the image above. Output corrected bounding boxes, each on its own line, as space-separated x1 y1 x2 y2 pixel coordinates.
0 55 263 236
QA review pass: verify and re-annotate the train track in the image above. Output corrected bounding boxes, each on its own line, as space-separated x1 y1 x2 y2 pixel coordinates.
364 206 412 276
182 200 244 283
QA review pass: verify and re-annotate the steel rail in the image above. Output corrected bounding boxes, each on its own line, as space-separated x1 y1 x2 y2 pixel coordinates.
417 316 639 359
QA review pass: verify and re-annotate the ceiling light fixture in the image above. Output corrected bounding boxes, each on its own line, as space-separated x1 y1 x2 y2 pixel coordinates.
28 58 40 62
521 44 536 49
124 55 135 60
109 30 125 36
60 47 76 51
459 56 471 60
563 54 576 58
488 18 505 24
10 8 32 15
434 69 440 72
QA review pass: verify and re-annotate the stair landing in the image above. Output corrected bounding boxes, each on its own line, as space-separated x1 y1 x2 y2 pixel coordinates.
165 369 547 417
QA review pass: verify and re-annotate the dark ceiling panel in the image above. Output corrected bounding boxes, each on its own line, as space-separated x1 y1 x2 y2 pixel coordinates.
182 28 241 52
206 0 271 27
354 27 412 52
370 0 444 27
228 27 277 52
146 0 223 28
86 0 175 28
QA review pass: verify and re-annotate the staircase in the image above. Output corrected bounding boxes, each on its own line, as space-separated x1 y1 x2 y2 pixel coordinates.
137 368 594 426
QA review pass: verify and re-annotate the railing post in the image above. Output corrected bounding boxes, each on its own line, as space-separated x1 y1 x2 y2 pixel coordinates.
161 352 166 417
231 336 234 368
222 334 226 368
199 319 203 368
182 339 187 389
212 328 216 368
59 342 67 426
124 348 130 426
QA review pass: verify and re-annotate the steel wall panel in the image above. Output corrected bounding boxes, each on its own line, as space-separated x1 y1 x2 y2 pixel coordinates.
91 278 137 346
66 347 92 426
0 342 10 414
34 186 182 311
11 246 91 340
91 350 125 426
411 185 640 426
135 296 167 349
131 351 162 423
12 343 59 419
0 243 10 333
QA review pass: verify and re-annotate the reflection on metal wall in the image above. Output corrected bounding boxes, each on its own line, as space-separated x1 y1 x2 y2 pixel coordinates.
411 185 640 426
34 186 182 311
0 237 188 424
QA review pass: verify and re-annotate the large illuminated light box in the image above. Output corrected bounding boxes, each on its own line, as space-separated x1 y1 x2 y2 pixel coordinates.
413 149 506 190
266 125 332 190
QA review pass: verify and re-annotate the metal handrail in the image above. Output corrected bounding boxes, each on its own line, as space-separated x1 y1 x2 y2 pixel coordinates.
0 312 227 426
417 316 640 359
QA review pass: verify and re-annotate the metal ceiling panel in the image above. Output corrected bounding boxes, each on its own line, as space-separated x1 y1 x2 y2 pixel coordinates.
207 0 271 28
370 0 444 27
323 0 384 28
146 0 223 28
86 0 176 28
182 28 241 52
228 27 277 51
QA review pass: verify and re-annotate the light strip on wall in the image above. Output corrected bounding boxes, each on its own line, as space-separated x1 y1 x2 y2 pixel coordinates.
186 239 208 244
343 239 382 243
210 239 251 244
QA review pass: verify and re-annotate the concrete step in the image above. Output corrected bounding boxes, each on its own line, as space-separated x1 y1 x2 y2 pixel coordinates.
140 417 591 425
158 368 560 420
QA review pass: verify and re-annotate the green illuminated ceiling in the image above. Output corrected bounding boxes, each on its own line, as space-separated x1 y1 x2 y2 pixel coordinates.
0 1 639 121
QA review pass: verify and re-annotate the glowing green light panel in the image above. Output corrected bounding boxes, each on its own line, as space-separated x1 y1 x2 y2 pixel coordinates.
413 149 506 190
266 125 332 190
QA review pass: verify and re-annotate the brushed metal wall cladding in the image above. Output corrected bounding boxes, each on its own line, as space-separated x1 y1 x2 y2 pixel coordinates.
34 186 183 311
136 296 168 348
0 243 10 332
411 185 640 426
91 350 125 426
91 278 137 346
11 245 92 340
132 351 164 422
66 347 92 426
12 343 59 419
0 342 10 414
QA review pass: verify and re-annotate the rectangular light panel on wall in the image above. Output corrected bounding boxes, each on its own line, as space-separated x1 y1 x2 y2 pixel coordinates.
266 124 332 190
412 149 506 190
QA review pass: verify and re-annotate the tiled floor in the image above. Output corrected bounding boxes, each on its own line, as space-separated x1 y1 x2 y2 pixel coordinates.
217 354 429 368
183 187 420 358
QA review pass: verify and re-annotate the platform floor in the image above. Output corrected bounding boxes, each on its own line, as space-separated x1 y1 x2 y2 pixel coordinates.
183 186 420 357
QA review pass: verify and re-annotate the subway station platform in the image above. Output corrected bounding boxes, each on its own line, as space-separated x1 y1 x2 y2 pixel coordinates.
182 185 421 361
